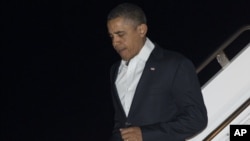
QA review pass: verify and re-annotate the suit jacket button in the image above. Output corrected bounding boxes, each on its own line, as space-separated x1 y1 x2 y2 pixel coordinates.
125 122 131 127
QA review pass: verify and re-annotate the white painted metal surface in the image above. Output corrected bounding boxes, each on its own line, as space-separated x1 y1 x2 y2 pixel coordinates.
212 105 250 141
187 43 250 141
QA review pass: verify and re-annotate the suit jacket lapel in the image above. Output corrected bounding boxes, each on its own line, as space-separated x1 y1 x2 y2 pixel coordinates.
128 46 163 118
111 61 127 117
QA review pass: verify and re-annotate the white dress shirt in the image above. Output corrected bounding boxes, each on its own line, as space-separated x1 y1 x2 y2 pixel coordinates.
115 38 155 117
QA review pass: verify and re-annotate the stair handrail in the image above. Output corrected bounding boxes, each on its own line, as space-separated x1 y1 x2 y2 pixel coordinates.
196 25 250 73
203 98 250 140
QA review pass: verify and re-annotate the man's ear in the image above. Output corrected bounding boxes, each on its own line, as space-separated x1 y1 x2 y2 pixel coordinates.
138 24 148 37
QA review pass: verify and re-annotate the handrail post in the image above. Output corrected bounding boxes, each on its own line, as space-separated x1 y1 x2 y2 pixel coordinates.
196 25 250 73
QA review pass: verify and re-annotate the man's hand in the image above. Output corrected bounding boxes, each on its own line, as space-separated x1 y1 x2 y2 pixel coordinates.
120 126 142 141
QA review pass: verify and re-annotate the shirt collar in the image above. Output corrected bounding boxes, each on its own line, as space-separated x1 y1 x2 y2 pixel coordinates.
136 37 155 62
121 38 155 66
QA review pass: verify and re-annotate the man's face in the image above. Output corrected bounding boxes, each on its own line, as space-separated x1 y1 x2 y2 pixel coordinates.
107 17 146 61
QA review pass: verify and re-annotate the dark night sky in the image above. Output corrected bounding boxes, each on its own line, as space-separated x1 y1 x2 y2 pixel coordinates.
2 0 250 140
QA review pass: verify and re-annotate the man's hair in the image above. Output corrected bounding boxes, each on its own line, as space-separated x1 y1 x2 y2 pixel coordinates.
107 3 147 26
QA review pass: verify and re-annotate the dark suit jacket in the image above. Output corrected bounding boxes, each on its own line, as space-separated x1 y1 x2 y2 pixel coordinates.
110 45 207 141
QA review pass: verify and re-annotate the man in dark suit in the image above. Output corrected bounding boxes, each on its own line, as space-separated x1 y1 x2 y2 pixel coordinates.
107 3 207 141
